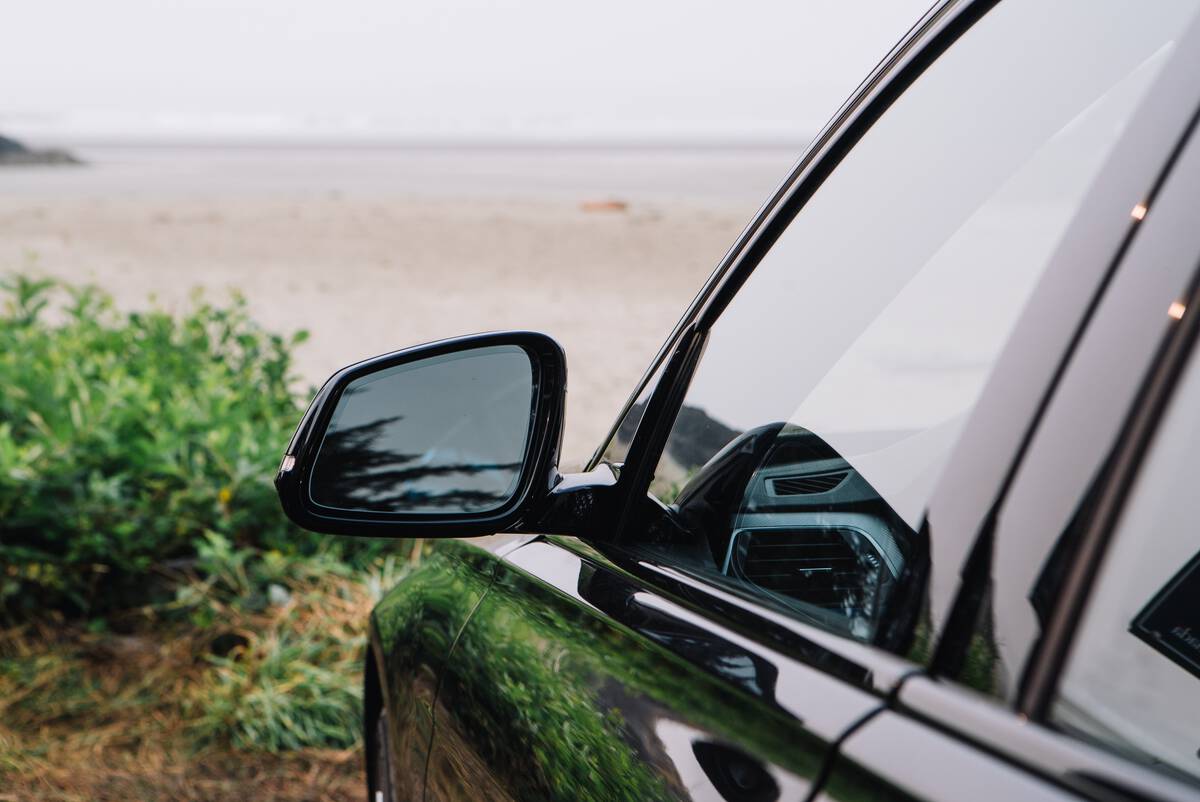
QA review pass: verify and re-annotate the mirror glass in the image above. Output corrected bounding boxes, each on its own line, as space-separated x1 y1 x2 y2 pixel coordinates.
309 345 535 514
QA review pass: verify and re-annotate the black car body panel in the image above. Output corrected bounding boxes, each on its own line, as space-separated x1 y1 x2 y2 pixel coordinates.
367 541 503 802
815 706 1081 802
426 538 855 800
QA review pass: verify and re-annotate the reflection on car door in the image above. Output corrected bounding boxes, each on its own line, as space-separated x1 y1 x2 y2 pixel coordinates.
369 542 498 802
423 537 906 801
814 709 1081 802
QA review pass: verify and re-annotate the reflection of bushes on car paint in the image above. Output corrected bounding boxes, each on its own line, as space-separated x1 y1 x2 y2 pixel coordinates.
428 568 673 802
419 540 828 801
368 542 499 794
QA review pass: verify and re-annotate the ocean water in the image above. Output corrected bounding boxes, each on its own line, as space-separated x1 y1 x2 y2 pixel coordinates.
0 144 803 207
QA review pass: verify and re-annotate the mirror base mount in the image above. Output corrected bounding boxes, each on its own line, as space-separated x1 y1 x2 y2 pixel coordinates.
526 465 622 542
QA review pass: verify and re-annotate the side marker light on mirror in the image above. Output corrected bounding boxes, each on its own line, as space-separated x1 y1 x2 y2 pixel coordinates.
280 454 296 473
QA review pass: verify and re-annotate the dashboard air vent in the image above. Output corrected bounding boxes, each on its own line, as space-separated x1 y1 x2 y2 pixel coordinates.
731 528 882 618
770 471 848 496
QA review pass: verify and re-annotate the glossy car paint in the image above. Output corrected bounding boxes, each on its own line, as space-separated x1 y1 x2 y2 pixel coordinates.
347 0 1200 800
367 538 529 802
814 707 1077 802
423 536 915 801
889 678 1200 802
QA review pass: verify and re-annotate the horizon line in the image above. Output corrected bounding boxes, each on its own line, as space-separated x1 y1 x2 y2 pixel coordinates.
63 136 813 151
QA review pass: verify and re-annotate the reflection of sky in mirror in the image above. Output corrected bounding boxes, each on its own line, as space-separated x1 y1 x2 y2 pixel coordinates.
317 345 532 512
678 0 1194 527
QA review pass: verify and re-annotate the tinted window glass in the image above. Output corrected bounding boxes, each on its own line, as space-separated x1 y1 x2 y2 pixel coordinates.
630 0 1197 651
1052 348 1200 788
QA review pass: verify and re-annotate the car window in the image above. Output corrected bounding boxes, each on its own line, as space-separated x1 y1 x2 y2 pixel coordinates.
1051 345 1200 789
625 0 1198 655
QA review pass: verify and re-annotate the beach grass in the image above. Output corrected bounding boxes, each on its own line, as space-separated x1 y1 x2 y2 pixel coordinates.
0 542 411 801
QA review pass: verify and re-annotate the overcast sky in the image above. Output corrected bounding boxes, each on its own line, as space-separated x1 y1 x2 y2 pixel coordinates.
2 0 930 144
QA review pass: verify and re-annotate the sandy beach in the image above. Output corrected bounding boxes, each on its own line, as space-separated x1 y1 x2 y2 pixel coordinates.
0 145 796 463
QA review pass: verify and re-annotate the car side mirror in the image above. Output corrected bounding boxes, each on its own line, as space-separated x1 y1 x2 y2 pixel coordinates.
275 332 565 537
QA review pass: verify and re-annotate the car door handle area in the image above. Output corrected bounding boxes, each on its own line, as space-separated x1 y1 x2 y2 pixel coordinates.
692 739 783 802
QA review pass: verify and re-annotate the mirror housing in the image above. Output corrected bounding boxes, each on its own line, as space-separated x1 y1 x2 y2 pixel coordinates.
275 331 565 538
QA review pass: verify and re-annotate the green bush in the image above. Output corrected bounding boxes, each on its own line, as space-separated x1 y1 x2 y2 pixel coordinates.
0 275 322 618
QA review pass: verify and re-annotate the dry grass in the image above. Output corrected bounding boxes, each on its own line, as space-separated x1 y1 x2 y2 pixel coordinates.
0 549 396 801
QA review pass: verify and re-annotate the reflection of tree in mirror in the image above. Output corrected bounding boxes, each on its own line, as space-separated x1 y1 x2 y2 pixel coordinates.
311 416 520 512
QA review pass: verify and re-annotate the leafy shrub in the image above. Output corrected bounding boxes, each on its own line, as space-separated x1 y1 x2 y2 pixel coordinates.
0 275 417 774
0 275 324 617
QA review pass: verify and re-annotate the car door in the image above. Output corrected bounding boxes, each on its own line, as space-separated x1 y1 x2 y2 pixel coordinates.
423 0 1200 799
424 535 893 801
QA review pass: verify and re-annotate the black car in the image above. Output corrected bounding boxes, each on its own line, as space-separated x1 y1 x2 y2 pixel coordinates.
275 1 1200 799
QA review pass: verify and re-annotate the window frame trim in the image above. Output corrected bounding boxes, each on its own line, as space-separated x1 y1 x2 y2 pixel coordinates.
923 5 1200 688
